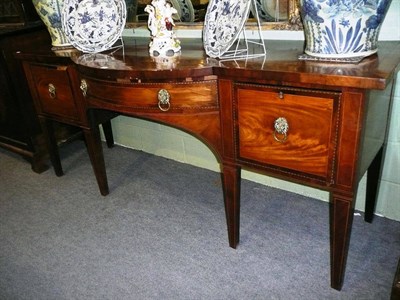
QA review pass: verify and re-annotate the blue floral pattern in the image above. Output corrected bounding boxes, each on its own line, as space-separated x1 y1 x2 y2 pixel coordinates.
300 0 392 58
33 0 70 47
62 0 126 53
203 0 252 58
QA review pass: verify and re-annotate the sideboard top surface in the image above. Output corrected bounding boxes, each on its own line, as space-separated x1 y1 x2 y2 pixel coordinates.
15 37 400 90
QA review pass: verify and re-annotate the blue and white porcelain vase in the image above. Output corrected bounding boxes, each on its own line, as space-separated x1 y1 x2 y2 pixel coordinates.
300 0 392 58
32 0 70 49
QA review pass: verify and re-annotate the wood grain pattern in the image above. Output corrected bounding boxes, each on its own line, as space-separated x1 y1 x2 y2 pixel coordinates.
84 78 218 112
236 85 339 180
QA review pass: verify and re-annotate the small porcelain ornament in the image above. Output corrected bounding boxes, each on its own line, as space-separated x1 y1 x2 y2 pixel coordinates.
145 0 181 57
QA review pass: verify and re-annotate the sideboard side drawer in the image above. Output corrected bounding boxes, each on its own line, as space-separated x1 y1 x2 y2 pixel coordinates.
235 84 340 182
30 64 79 120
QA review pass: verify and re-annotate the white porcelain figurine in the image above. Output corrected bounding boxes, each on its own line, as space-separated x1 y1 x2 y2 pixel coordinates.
145 0 181 57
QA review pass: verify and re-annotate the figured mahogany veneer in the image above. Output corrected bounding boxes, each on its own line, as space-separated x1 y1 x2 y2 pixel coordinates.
83 77 219 112
235 84 340 181
16 38 400 291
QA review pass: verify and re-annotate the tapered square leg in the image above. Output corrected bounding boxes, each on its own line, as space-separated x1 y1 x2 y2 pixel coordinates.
83 123 109 196
41 118 63 177
365 147 384 223
330 193 355 290
221 163 241 249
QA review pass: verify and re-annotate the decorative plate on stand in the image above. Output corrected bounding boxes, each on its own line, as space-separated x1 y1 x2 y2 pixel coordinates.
62 0 126 53
203 0 252 58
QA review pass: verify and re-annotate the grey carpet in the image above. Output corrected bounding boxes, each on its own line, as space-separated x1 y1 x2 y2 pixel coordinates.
0 141 399 300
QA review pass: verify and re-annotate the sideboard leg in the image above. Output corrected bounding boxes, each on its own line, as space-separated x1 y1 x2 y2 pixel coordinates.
101 120 114 148
221 163 241 249
41 118 63 177
365 147 383 223
330 193 355 290
83 122 109 196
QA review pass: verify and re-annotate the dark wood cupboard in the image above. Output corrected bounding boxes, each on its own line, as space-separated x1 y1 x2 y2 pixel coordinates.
0 24 51 172
0 2 80 172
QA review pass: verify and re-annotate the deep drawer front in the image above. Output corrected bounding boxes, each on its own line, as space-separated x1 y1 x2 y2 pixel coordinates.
31 65 78 119
84 78 218 112
236 84 340 180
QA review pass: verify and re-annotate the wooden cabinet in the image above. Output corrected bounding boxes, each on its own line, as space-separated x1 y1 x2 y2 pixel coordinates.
0 25 50 172
0 0 40 25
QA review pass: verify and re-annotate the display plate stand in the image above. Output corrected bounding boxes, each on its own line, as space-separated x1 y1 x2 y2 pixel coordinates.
107 36 125 55
219 0 266 61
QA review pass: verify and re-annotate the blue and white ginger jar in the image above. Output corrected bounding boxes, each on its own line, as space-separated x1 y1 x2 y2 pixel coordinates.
32 0 70 48
300 0 392 58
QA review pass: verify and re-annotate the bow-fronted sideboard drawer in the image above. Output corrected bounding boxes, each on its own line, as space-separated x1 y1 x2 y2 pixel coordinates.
80 76 219 114
234 84 341 184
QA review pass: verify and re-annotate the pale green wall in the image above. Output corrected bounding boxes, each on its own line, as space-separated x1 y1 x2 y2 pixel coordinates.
115 0 400 221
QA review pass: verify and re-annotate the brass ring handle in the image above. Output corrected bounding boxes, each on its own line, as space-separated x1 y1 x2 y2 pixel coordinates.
80 79 88 97
157 89 171 112
48 83 56 99
273 117 289 143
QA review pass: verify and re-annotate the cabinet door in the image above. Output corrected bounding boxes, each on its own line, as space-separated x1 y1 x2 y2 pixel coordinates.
235 84 340 182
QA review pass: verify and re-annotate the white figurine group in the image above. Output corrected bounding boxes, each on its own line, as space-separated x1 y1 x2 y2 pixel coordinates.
145 0 181 57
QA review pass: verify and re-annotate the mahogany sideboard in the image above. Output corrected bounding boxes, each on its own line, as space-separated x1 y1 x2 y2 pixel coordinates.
16 38 400 290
